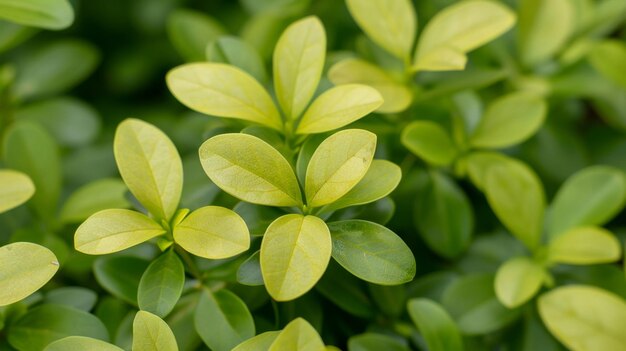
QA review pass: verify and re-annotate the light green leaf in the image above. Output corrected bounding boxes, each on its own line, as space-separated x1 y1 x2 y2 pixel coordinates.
588 40 626 89
401 121 457 166
273 16 325 121
232 331 280 351
328 220 415 285
407 298 463 351
328 58 412 113
484 160 545 250
470 92 547 148
261 214 331 301
538 285 626 351
207 35 267 84
547 227 621 265
322 160 401 212
494 257 545 308
132 311 179 351
138 250 185 318
268 318 325 351
60 178 130 223
296 84 383 134
194 289 255 351
75 209 166 255
463 151 514 190
518 0 574 66
413 0 516 71
167 63 282 130
0 0 73 29
0 169 34 214
167 9 226 62
346 0 416 61
174 205 250 259
114 118 182 221
548 166 626 238
305 129 376 207
45 337 123 351
0 242 59 306
199 133 302 207
348 333 410 351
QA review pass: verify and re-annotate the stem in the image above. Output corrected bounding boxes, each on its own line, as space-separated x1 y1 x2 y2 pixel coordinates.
175 245 203 282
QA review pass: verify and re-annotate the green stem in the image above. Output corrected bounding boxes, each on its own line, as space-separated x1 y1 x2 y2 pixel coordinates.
175 245 203 282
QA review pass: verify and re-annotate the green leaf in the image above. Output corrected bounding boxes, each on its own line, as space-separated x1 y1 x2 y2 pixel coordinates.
518 0 575 66
207 35 268 84
316 261 376 318
94 256 149 306
494 257 545 308
296 84 383 134
237 251 264 286
44 336 123 351
167 9 226 62
138 250 185 318
463 151 514 190
401 121 457 166
414 171 473 258
273 16 325 121
232 331 280 351
547 227 621 265
0 20 35 53
199 133 302 207
60 179 130 223
305 129 376 207
328 220 415 285
322 160 401 213
0 0 73 29
173 206 250 259
538 285 626 351
0 169 34 214
8 304 109 351
548 166 626 238
167 63 282 130
484 160 545 250
346 0 416 61
75 209 166 255
588 40 626 90
268 318 325 351
45 287 97 311
132 311 179 351
407 298 463 351
470 92 547 148
261 214 331 301
348 333 410 351
328 58 412 113
0 242 59 306
194 289 255 351
114 118 183 221
3 121 61 222
413 0 515 71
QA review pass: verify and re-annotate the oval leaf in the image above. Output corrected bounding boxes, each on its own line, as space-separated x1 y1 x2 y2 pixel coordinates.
494 257 545 308
273 16 325 121
305 129 376 207
167 9 225 62
60 178 130 223
94 256 149 306
75 209 165 255
268 318 325 351
547 227 622 265
538 285 626 351
407 298 463 351
232 331 280 351
261 214 331 301
174 206 250 259
401 121 457 166
138 250 185 318
0 169 34 214
207 35 267 83
0 0 73 29
348 333 410 351
296 84 383 134
167 63 282 130
133 311 179 351
588 40 626 89
328 220 415 285
45 336 123 351
0 242 59 306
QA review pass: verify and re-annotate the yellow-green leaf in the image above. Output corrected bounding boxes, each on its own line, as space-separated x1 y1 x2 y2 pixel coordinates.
114 118 183 221
494 257 545 308
0 242 59 306
260 214 331 301
401 121 457 166
328 58 412 113
167 63 282 130
0 169 34 214
413 0 516 71
588 40 626 90
538 285 626 351
199 133 302 207
346 0 416 61
44 336 123 351
268 318 325 351
273 16 325 121
60 178 130 223
232 331 280 351
132 311 179 351
547 227 621 265
305 129 376 207
75 209 166 255
174 206 250 259
0 0 74 30
296 84 383 134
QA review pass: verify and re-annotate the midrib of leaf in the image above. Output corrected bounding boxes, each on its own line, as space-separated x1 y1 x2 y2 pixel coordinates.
175 224 246 246
285 23 315 119
77 227 165 248
275 218 306 295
